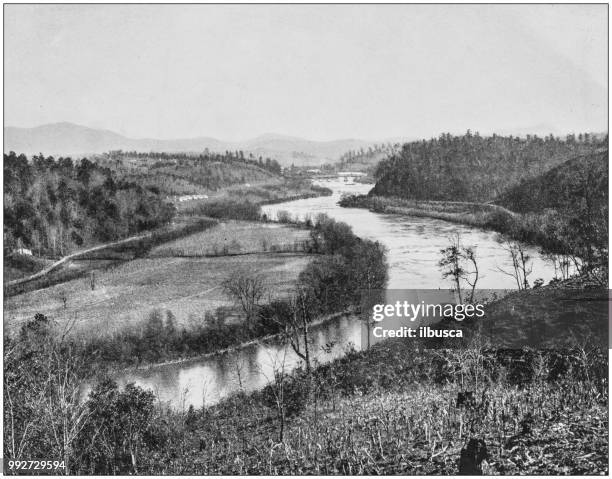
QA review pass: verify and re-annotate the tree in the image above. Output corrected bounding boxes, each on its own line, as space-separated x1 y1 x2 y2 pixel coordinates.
80 380 155 474
439 234 479 302
497 240 532 290
4 314 90 474
274 286 314 374
222 271 267 325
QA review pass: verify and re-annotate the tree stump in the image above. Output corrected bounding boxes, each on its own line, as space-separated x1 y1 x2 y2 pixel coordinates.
458 438 488 475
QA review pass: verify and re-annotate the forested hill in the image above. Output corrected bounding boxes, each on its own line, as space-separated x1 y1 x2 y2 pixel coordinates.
494 150 608 214
370 132 607 202
96 150 283 195
4 152 175 256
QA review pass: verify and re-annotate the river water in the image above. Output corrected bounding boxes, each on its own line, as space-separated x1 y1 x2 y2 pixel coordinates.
113 180 558 408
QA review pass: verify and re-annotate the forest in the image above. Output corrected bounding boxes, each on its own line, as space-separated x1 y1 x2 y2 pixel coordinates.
96 150 283 195
371 132 607 202
4 152 175 256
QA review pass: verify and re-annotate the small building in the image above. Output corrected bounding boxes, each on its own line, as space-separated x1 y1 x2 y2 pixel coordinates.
15 248 33 256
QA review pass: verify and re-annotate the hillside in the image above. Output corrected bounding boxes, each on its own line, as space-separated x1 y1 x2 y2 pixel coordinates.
94 151 283 196
494 150 608 214
3 152 175 257
370 132 606 202
4 123 377 167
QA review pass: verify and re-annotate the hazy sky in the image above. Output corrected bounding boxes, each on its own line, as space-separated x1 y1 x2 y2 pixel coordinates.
4 4 608 141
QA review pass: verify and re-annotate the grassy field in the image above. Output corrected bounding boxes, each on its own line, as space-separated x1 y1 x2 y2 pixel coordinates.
4 250 311 338
150 220 310 257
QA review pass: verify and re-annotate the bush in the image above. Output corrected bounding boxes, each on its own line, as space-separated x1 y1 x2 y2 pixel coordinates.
260 371 309 418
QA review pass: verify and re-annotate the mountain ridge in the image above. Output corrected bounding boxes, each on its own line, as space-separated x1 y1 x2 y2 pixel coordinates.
4 123 381 166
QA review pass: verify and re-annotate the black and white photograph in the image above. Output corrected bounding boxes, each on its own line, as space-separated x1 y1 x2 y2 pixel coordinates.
2 3 609 476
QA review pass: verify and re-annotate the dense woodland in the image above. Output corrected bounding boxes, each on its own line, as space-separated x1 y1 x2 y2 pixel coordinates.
4 152 175 256
371 132 607 202
96 150 282 195
497 150 608 278
496 150 608 214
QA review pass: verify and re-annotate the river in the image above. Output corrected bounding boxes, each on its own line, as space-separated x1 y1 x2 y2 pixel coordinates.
113 180 558 408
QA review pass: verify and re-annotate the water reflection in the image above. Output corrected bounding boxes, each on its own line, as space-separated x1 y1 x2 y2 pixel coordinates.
114 314 361 408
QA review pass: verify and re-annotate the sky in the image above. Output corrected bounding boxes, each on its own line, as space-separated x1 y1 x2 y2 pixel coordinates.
4 4 608 141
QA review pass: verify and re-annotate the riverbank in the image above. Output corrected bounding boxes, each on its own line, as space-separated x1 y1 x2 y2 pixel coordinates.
104 312 607 475
122 309 354 372
339 194 514 228
339 194 566 254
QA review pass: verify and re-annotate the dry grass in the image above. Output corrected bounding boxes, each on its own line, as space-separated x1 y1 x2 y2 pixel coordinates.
149 221 310 257
138 339 608 475
186 384 606 475
4 253 311 338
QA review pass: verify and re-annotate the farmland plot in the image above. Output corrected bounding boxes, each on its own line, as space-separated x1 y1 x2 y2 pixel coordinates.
149 220 311 257
4 253 311 338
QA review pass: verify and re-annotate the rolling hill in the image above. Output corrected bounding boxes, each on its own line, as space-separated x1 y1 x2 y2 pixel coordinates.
494 150 608 214
370 133 607 203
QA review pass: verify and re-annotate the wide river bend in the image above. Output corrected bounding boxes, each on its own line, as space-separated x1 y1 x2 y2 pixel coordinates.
113 180 557 408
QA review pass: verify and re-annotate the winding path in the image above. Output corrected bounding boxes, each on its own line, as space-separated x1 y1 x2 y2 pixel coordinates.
6 232 154 287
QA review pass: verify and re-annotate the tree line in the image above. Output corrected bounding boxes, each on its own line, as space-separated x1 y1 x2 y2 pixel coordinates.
109 149 282 175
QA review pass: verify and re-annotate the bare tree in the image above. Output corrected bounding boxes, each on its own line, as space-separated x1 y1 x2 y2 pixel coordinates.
274 286 314 374
439 233 479 302
44 348 91 475
497 240 532 290
463 246 479 303
222 271 267 325
260 347 289 442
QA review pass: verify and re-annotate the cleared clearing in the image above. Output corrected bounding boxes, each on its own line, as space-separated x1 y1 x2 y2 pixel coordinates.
150 220 310 257
5 252 311 338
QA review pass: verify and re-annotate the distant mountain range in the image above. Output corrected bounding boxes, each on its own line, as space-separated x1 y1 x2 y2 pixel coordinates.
5 122 603 167
4 122 383 166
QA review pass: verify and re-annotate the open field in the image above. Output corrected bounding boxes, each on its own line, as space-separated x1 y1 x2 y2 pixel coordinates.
4 252 312 338
150 220 311 257
4 216 218 296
